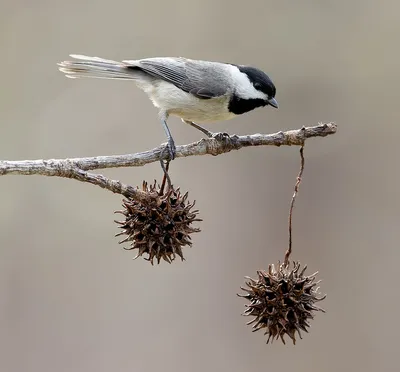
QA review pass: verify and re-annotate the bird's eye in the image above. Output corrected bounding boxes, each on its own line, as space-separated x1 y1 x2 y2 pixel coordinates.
254 82 261 89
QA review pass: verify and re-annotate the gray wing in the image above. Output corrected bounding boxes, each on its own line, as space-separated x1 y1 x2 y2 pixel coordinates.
124 57 229 99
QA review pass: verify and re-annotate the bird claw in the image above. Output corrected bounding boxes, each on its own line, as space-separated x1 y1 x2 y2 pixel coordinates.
166 137 176 160
212 132 231 141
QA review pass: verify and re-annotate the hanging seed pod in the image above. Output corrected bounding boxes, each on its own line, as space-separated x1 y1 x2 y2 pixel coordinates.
115 181 201 264
239 261 326 344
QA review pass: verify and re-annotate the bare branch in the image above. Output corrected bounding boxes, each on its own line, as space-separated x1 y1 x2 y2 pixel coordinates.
57 164 157 202
2 160 157 202
0 123 336 200
0 123 336 174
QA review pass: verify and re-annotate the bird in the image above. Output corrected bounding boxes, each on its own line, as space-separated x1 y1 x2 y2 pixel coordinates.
58 55 278 160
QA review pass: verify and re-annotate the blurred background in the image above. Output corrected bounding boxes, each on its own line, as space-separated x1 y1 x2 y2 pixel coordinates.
0 0 398 371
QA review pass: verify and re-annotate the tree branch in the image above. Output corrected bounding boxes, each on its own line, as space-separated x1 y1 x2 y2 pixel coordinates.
0 123 337 200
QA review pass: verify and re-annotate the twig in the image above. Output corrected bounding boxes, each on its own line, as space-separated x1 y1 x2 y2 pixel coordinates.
0 123 336 174
0 123 335 200
35 161 156 202
159 161 170 195
284 145 305 267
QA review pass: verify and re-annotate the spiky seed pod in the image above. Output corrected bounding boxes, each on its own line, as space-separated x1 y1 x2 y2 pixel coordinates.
115 181 201 265
239 261 326 345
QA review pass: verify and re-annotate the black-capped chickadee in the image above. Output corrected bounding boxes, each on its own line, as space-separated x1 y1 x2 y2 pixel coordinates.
58 55 278 159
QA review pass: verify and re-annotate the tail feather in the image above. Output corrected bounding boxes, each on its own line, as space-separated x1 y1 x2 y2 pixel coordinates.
58 54 137 80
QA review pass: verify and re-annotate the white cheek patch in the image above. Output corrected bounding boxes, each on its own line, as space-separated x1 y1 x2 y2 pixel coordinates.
228 65 267 100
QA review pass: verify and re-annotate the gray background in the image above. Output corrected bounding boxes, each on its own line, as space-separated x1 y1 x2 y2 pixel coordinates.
0 0 398 371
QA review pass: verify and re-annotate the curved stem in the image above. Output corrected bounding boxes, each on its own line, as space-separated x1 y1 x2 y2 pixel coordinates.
284 145 305 266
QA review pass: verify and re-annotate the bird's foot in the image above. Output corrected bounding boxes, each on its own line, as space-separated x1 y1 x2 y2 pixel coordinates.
211 132 231 141
164 136 176 161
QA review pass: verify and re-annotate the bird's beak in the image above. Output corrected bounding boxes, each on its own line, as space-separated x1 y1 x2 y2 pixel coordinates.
268 97 278 108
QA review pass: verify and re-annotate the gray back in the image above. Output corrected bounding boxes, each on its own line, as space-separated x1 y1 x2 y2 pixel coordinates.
130 58 231 99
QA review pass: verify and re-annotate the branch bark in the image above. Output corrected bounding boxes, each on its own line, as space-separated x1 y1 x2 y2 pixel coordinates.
0 123 337 200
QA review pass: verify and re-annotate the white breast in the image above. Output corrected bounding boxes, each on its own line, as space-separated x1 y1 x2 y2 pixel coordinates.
138 80 237 123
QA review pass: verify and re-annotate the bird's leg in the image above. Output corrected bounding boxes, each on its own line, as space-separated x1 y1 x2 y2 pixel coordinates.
159 111 176 160
182 119 214 138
